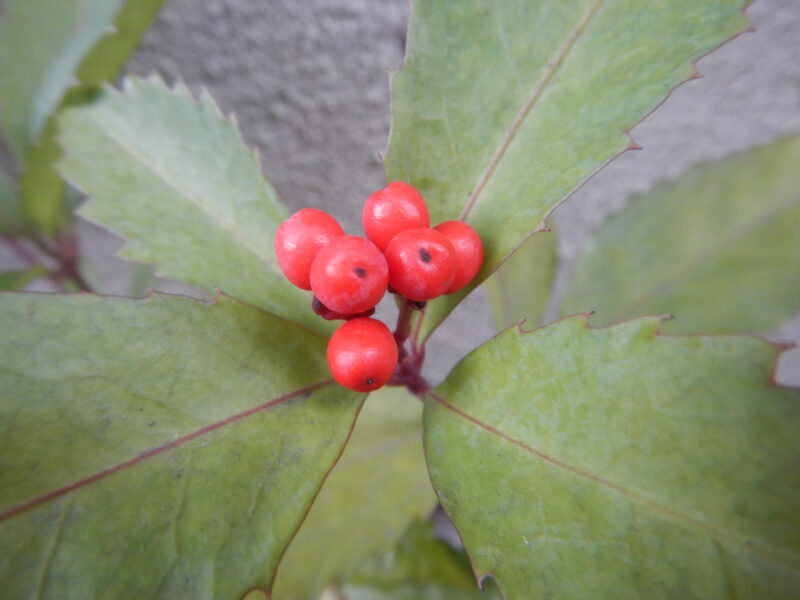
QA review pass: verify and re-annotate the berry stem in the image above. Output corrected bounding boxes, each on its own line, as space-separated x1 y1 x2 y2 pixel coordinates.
389 297 430 397
393 297 414 357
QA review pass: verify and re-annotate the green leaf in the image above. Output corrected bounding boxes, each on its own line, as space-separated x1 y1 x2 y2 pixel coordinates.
18 120 67 235
342 520 502 600
0 292 362 599
562 135 800 333
0 0 166 234
425 316 800 598
385 0 749 341
273 387 437 599
0 265 49 291
0 168 26 235
483 230 557 331
0 0 166 154
58 77 325 333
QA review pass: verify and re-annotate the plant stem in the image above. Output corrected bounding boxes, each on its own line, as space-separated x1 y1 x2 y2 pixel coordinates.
394 297 414 361
1 236 68 291
389 297 430 397
30 230 91 292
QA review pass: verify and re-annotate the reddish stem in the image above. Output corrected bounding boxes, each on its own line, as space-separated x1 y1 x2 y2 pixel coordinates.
394 298 414 361
389 297 430 397
2 228 92 293
1 236 66 291
37 231 91 291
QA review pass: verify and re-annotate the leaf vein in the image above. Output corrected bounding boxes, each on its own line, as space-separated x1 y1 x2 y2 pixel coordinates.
0 380 333 522
458 0 605 221
428 391 800 569
32 499 72 600
84 109 274 266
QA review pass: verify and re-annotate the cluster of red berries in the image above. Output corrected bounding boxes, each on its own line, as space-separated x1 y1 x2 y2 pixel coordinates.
274 182 483 393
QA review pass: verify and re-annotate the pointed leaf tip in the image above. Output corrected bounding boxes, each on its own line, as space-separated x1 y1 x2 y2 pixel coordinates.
58 76 328 334
388 0 751 341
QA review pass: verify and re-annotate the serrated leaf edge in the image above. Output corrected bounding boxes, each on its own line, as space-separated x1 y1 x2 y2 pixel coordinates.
563 133 800 325
399 1 757 344
424 312 799 595
57 75 281 293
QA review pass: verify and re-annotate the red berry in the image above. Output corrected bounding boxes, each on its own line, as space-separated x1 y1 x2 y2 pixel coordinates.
362 182 430 252
327 318 398 392
433 221 484 293
384 228 456 301
274 208 345 289
310 236 388 314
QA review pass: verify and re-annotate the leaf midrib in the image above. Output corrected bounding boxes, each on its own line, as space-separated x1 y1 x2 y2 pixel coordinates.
458 0 605 221
80 107 275 266
414 0 604 346
429 391 800 569
0 380 332 522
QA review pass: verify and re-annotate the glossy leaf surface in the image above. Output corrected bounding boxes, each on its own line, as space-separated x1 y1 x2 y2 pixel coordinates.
425 316 800 598
59 77 324 332
386 0 749 340
0 292 362 599
273 387 436 599
562 135 800 333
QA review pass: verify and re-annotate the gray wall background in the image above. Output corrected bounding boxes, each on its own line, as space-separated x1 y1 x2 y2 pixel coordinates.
13 0 799 384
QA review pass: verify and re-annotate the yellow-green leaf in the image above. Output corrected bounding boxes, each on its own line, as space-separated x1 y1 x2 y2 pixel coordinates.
0 265 49 290
58 77 325 333
386 0 749 341
343 520 502 600
483 230 557 331
425 316 800 598
0 0 166 234
0 292 362 599
273 387 436 599
562 135 800 333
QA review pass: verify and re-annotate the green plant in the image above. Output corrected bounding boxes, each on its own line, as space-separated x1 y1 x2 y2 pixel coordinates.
0 0 166 291
1 1 799 599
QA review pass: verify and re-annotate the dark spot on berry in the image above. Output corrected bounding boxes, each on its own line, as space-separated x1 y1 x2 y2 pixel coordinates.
419 247 432 263
311 296 323 312
365 377 375 385
355 266 367 278
413 300 427 310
